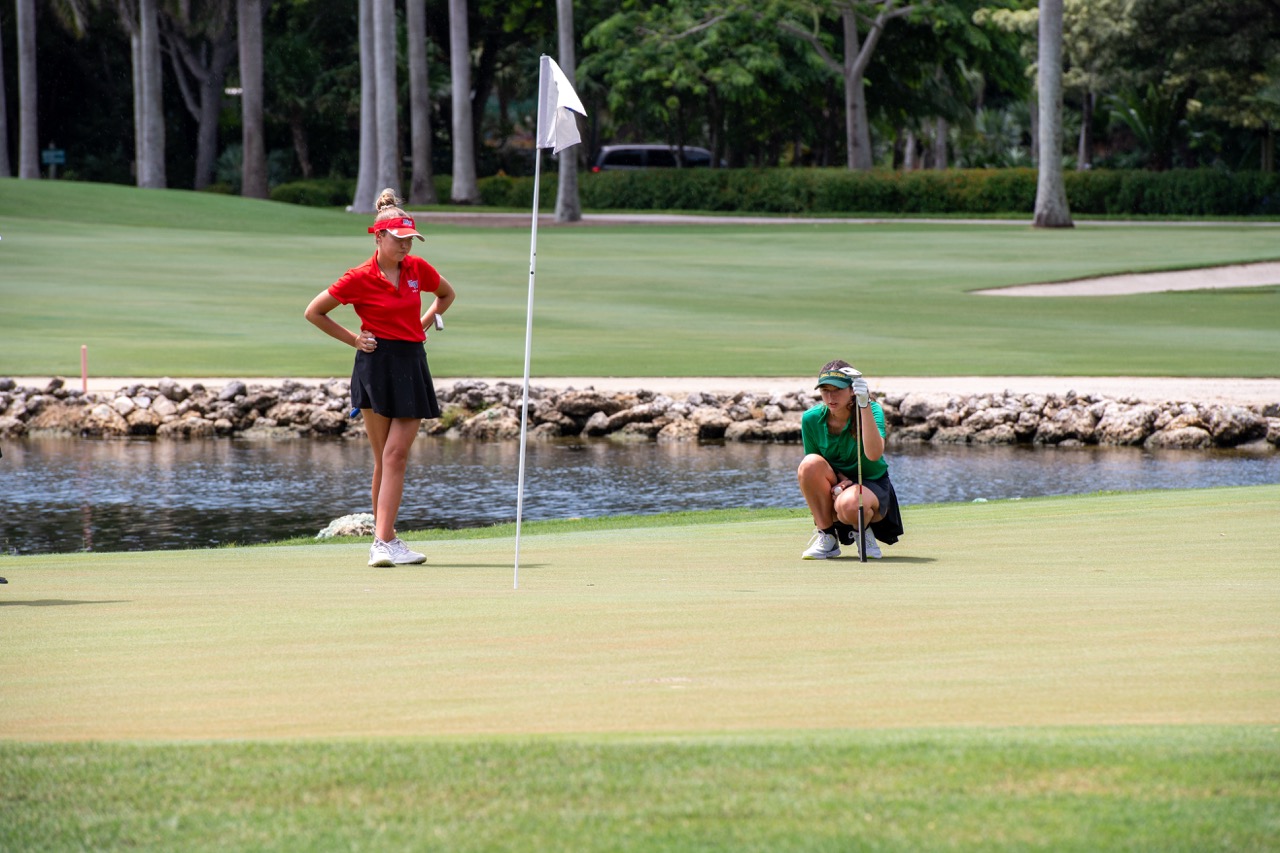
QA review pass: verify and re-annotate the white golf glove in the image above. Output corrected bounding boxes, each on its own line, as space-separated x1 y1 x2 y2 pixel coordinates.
852 376 870 409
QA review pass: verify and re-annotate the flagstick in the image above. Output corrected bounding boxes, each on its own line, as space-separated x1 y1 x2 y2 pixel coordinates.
514 149 544 589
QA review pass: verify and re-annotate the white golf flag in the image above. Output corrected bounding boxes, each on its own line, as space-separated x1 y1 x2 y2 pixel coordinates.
535 55 586 154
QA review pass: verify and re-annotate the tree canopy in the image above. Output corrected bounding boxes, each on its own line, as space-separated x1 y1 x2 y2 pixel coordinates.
3 0 1275 189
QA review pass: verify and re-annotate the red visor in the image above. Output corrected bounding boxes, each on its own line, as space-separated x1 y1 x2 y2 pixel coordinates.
368 216 417 234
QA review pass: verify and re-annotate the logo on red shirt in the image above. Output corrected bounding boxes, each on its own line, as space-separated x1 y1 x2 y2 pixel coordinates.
408 279 419 292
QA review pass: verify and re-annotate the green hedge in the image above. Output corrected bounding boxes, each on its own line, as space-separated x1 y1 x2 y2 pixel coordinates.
269 169 1279 217
270 178 356 207
471 167 1280 217
269 176 455 208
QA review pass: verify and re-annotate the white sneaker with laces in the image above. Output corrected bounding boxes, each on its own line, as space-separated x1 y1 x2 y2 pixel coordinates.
802 529 841 560
386 537 427 565
368 538 395 567
862 529 882 559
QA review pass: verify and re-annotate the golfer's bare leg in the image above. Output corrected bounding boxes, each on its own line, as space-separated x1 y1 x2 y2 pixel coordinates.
362 409 391 529
835 487 881 529
797 454 839 529
372 417 420 543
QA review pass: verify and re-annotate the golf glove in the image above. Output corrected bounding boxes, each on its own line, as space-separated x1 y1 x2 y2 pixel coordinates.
852 376 870 408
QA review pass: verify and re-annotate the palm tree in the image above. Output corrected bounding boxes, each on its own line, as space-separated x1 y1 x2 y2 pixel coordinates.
16 0 39 178
1 12 11 177
373 0 399 193
352 0 378 212
406 0 437 204
554 0 581 222
1033 0 1072 228
238 0 267 198
137 0 166 187
448 0 479 203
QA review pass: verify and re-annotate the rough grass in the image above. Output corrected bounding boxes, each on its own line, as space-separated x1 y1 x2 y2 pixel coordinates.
2 728 1277 851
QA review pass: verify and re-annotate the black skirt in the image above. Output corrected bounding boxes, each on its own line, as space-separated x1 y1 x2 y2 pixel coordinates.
835 469 905 546
350 339 441 420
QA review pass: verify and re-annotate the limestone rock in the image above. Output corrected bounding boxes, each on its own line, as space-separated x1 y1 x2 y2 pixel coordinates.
316 513 375 539
1145 426 1213 450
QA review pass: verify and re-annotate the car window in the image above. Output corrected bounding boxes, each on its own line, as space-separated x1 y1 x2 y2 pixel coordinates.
647 149 678 167
604 149 645 168
681 149 711 167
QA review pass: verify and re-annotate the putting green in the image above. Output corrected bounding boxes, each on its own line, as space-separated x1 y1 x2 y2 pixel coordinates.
2 486 1276 741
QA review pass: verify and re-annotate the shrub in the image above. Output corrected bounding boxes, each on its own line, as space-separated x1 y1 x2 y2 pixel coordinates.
463 168 1280 217
270 178 355 207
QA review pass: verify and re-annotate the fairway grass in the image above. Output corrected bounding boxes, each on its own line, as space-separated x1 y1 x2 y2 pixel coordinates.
3 179 1279 378
2 486 1278 848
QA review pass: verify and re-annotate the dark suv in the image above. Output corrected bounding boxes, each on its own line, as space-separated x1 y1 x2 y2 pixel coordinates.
591 144 718 172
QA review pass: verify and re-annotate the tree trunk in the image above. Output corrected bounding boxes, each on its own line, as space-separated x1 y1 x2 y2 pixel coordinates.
406 0 437 205
0 13 10 177
138 0 166 188
448 0 479 203
932 117 948 169
289 111 313 178
1033 0 1073 228
902 129 918 170
237 0 267 198
164 8 237 190
16 0 39 179
841 7 873 170
373 0 399 194
554 0 581 223
352 0 378 212
130 30 143 181
1077 89 1093 170
197 33 236 189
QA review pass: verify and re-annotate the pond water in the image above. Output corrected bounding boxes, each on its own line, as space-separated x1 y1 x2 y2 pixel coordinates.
2 436 1277 555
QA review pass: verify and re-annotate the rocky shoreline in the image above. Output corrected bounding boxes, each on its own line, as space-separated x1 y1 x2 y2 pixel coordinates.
3 376 1278 452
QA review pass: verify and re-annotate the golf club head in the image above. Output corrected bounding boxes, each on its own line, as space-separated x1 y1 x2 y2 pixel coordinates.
839 367 862 379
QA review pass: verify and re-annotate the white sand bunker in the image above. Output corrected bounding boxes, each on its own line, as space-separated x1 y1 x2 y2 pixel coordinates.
975 261 1280 297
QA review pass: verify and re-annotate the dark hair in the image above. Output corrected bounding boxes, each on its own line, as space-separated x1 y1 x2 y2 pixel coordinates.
820 359 852 373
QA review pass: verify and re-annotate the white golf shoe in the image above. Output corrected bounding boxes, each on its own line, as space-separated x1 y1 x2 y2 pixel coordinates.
862 529 882 559
802 529 841 560
386 537 427 565
368 538 395 567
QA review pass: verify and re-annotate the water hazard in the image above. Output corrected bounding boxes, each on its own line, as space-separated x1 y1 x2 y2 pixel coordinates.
2 435 1277 555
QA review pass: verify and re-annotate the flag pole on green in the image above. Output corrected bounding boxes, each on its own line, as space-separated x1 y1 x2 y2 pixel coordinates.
515 55 587 589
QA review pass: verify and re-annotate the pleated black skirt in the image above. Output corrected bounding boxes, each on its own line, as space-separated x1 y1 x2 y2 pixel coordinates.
350 339 441 420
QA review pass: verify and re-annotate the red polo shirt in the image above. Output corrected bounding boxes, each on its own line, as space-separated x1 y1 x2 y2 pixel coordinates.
328 254 442 341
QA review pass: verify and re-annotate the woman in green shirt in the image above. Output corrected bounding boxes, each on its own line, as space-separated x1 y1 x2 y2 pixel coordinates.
798 360 904 560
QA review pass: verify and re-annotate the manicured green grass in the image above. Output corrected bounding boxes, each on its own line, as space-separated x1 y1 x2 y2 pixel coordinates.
2 179 1278 378
2 487 1277 848
2 728 1276 851
4 486 1276 739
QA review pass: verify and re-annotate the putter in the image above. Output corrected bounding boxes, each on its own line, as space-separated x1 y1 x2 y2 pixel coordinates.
854 405 866 562
841 368 867 563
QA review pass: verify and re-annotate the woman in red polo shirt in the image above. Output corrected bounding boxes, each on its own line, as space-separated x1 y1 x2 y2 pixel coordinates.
305 188 457 568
